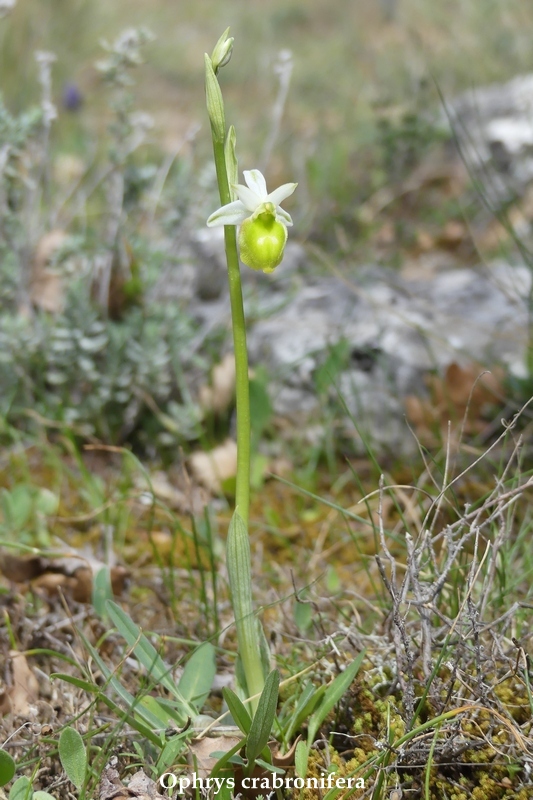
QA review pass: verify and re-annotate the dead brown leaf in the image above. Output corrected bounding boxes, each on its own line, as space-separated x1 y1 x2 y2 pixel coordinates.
189 439 237 494
0 686 11 716
405 361 504 445
146 470 209 515
0 550 128 602
198 353 236 415
436 220 467 249
8 651 39 716
188 734 242 779
127 770 168 800
29 229 68 313
99 763 167 800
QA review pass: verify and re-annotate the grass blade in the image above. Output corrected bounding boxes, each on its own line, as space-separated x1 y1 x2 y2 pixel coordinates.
77 630 168 737
285 682 325 742
106 600 196 719
54 672 159 744
307 651 365 744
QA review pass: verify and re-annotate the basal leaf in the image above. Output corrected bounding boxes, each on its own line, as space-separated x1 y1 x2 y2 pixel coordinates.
58 727 86 791
9 776 32 800
177 642 216 712
209 739 246 778
246 670 280 766
294 739 309 779
222 687 252 736
0 749 16 787
92 566 113 621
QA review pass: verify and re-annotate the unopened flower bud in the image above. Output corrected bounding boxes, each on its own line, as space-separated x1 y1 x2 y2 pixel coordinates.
211 28 234 72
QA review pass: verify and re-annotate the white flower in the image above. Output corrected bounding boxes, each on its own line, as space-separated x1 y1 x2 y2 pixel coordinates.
206 169 297 228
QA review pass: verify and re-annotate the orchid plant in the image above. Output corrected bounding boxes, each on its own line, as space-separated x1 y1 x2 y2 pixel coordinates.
205 30 297 712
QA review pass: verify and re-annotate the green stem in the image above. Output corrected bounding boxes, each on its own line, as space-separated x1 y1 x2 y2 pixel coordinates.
209 107 264 710
212 138 251 527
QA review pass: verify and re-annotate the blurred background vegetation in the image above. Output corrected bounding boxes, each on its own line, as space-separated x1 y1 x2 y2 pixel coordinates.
1 0 533 455
2 0 533 239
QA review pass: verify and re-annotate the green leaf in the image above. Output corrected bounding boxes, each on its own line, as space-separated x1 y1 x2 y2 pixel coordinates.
33 793 57 800
209 752 246 766
34 488 59 516
106 601 195 720
92 566 113 621
2 486 32 530
250 453 269 491
156 732 190 774
224 126 238 199
58 727 86 791
235 654 247 698
257 619 271 684
50 673 100 693
307 652 365 745
254 759 285 774
246 670 280 767
222 687 252 736
226 512 266 699
138 696 179 728
294 739 309 779
205 54 226 142
9 776 32 800
177 642 216 712
209 739 246 778
314 339 350 396
0 749 16 787
293 600 313 633
285 682 325 743
214 781 233 800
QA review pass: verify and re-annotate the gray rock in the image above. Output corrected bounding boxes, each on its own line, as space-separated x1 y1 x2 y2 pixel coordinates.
190 227 228 301
246 262 530 454
445 73 533 204
163 226 531 455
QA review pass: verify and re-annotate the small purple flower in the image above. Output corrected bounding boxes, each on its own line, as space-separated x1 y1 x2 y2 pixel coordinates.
62 82 83 112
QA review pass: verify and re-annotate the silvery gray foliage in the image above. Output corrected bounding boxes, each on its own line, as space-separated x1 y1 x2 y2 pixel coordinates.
96 27 155 87
0 24 211 451
0 97 42 244
0 289 203 446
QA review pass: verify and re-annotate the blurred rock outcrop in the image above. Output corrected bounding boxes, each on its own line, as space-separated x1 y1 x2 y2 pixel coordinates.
445 73 533 206
184 228 528 454
245 262 528 453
